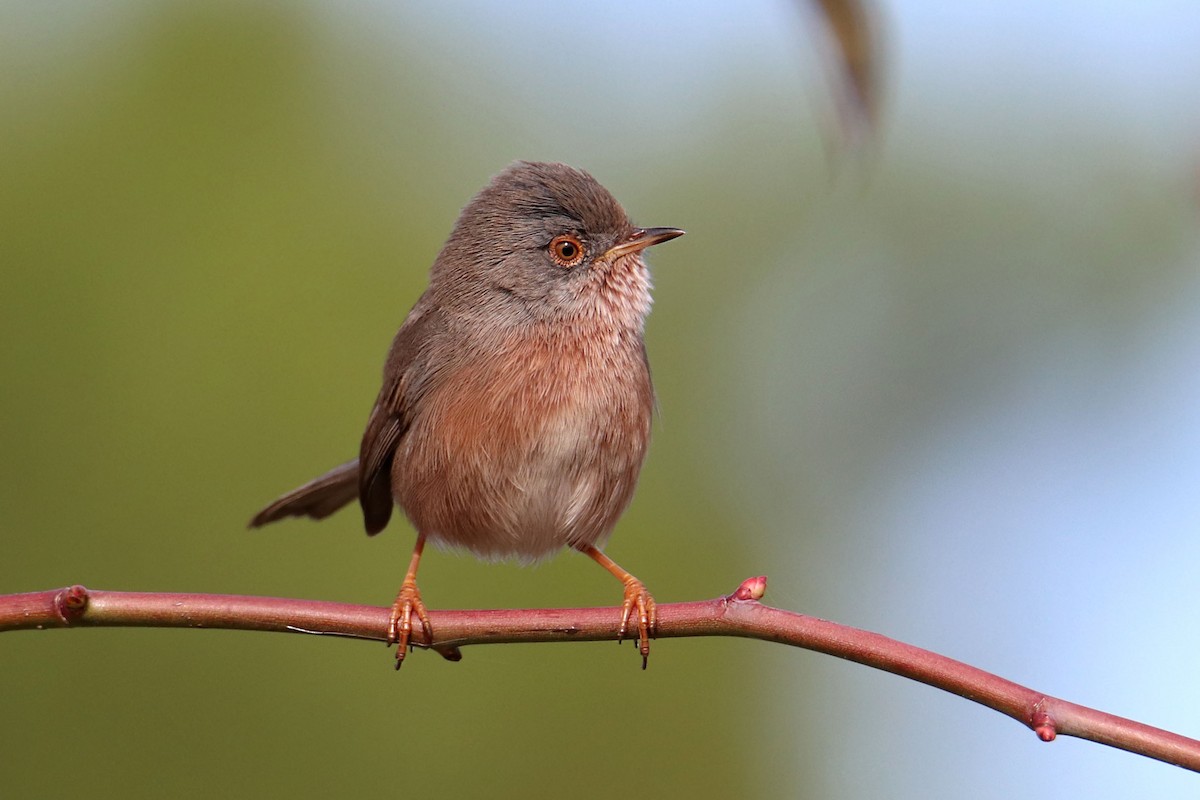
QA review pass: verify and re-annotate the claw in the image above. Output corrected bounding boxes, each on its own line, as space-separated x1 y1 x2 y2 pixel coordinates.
619 576 657 669
386 578 431 669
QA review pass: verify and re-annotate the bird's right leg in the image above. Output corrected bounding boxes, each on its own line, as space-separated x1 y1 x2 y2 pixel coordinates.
387 532 432 669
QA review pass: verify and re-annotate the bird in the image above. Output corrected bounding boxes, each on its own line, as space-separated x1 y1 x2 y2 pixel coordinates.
250 161 684 668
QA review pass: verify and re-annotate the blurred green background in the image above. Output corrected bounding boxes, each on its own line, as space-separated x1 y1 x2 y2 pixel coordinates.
3 2 1199 798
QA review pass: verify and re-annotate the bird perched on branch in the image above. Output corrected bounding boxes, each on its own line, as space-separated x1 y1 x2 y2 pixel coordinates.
251 161 684 668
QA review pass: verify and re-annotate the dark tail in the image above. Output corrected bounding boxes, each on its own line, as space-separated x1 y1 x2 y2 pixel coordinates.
249 459 360 527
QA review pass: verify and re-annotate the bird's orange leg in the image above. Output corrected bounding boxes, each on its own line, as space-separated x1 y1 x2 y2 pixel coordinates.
576 544 657 669
387 532 432 669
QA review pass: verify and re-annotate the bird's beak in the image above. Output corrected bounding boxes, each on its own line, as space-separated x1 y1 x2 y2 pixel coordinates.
603 227 685 260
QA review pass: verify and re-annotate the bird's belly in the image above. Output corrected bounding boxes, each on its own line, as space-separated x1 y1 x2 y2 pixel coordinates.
392 345 650 561
485 411 609 556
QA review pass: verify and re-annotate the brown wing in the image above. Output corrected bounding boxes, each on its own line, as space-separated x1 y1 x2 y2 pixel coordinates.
358 299 443 535
358 376 406 534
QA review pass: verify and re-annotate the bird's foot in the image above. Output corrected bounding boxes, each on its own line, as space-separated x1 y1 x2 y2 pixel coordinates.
386 578 432 669
618 576 657 669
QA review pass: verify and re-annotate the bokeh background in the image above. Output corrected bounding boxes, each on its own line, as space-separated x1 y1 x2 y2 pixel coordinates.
4 2 1200 797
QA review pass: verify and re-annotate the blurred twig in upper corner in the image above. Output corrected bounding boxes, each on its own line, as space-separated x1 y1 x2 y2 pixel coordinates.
806 0 883 157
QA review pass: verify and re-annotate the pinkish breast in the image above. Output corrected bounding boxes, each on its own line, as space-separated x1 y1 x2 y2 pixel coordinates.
391 321 653 561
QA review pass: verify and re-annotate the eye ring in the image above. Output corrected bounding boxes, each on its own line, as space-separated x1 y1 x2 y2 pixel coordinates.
548 234 585 268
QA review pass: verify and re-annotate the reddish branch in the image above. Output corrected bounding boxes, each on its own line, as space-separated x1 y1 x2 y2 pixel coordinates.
2 577 1197 772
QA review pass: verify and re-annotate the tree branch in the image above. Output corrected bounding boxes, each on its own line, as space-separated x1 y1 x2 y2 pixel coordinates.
3 577 1197 772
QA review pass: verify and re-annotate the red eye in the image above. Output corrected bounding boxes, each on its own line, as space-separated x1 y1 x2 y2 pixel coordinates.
549 234 585 267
